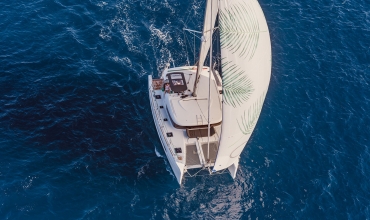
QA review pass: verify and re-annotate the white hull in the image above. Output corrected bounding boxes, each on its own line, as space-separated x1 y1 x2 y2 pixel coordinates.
148 74 185 182
148 66 238 184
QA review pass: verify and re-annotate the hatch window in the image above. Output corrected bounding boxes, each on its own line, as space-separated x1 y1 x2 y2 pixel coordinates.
172 79 184 86
167 72 188 93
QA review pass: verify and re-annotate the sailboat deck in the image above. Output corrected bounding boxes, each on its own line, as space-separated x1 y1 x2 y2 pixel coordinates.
149 74 221 173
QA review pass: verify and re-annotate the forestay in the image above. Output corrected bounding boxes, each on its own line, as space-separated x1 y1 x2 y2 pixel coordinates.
214 0 272 171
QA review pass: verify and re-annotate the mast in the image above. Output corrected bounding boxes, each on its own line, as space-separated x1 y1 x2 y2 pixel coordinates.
192 0 218 97
206 0 213 162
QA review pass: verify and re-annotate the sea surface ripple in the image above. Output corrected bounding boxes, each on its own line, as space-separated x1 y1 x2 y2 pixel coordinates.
0 0 369 219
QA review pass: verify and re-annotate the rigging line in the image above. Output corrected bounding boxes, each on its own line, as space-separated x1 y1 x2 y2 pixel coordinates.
194 98 208 123
183 2 194 27
184 168 206 177
183 30 190 66
184 31 195 63
216 27 221 73
203 33 217 69
207 0 213 163
185 173 226 177
186 32 193 57
184 167 228 177
211 29 220 73
193 31 196 65
169 51 175 68
191 34 203 41
203 26 219 34
183 28 202 34
183 28 203 40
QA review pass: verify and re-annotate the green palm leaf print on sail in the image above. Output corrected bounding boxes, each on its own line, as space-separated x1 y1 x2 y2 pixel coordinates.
222 60 254 108
237 93 265 135
219 1 260 60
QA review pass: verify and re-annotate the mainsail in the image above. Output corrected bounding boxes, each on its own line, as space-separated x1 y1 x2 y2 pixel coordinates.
213 0 272 172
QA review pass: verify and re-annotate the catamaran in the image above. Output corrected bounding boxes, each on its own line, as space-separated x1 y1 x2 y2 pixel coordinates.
148 0 271 184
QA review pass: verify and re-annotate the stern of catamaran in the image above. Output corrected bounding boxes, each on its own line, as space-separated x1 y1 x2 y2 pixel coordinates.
150 65 230 181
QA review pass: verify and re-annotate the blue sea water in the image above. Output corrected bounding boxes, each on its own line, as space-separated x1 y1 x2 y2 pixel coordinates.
0 0 369 219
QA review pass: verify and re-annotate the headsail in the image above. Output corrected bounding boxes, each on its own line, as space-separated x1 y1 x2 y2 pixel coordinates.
214 0 272 172
193 0 219 96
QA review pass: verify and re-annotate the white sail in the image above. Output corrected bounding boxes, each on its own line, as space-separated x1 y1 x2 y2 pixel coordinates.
214 0 271 172
193 0 219 96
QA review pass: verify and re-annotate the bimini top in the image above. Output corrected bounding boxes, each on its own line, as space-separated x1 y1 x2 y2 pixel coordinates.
167 72 187 93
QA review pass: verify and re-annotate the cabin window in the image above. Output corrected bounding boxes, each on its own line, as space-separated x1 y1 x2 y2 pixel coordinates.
167 72 187 93
172 79 184 86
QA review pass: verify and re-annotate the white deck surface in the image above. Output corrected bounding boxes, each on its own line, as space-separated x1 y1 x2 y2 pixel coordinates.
149 66 222 183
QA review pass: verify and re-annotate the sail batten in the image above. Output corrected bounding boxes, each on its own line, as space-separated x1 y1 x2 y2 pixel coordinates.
214 0 271 172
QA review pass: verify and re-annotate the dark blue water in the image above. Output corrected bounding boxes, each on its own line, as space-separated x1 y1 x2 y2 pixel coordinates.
1 0 369 219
